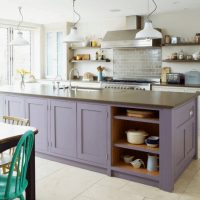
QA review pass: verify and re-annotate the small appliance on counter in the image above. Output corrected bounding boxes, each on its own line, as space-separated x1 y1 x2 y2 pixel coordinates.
185 71 200 85
166 73 185 84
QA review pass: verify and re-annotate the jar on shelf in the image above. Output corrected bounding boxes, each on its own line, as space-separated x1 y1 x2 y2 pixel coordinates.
171 52 178 60
164 35 171 44
195 33 200 44
178 50 184 60
97 38 102 47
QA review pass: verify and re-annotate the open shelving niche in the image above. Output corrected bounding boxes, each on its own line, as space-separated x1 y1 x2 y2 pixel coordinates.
111 106 160 181
67 45 113 78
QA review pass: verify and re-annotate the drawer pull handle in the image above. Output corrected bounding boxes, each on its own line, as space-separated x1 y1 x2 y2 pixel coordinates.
189 110 193 117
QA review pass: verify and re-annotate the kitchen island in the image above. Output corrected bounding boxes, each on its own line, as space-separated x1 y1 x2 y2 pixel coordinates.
0 84 198 192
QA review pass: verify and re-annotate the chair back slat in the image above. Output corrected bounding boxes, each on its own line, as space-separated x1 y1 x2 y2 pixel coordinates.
4 130 34 199
3 116 30 126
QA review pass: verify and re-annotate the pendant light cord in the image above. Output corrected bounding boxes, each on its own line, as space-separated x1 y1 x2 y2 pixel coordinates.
17 7 23 31
73 0 81 28
147 0 157 21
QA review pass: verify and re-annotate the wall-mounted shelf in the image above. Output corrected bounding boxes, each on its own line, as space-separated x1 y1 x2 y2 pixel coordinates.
162 43 200 47
162 59 200 63
70 59 111 63
69 46 101 50
114 140 159 154
112 163 159 180
114 115 159 124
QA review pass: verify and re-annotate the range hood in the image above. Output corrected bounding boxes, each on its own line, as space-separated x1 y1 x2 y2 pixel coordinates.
101 16 162 48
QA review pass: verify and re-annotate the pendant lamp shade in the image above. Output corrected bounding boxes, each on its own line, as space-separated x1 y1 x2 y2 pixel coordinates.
63 27 83 43
10 31 29 46
135 20 162 39
63 0 83 43
10 7 29 46
135 0 162 40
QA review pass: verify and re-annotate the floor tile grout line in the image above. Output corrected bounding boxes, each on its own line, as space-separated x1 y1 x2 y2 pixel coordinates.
118 182 129 191
71 176 106 200
36 166 66 183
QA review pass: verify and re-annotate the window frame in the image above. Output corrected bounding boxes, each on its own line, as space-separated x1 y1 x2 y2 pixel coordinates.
45 31 65 79
11 28 32 79
0 24 34 85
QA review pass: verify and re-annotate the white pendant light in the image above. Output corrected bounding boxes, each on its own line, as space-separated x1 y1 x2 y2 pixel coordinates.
135 0 162 40
63 0 83 43
10 7 29 46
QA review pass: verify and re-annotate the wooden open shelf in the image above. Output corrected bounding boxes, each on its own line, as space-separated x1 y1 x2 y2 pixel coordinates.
162 59 200 63
69 46 101 50
70 59 111 63
114 140 159 154
114 115 159 124
112 162 159 180
162 43 200 46
111 106 160 182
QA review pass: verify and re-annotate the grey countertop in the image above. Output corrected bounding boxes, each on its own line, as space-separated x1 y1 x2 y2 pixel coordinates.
152 83 200 88
0 84 197 108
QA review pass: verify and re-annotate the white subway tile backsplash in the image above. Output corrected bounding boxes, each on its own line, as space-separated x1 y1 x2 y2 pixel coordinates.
113 48 162 80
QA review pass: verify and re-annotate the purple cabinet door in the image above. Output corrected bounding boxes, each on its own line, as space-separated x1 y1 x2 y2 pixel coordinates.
50 100 76 158
0 95 5 121
174 115 196 180
77 102 108 166
5 96 25 118
25 98 48 154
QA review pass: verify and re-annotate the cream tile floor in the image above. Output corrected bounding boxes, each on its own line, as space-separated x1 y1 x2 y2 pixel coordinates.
35 136 200 200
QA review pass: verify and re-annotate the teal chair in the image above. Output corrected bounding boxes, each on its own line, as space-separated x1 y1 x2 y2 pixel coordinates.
0 130 34 200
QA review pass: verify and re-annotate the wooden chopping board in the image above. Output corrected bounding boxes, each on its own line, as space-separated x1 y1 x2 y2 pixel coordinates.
127 110 155 118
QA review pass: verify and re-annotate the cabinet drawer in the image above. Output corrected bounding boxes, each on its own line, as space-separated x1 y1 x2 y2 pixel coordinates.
174 101 195 128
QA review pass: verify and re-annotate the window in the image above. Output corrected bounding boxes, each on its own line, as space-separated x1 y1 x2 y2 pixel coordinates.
12 29 32 78
0 27 8 84
46 32 65 78
0 27 33 85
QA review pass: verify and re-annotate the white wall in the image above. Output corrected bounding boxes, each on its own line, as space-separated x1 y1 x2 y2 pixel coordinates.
151 9 200 38
77 16 127 39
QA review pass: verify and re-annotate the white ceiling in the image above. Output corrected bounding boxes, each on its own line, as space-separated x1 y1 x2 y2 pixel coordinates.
0 0 199 24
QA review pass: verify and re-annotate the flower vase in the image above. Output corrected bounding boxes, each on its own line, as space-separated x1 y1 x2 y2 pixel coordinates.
98 71 103 81
21 75 25 87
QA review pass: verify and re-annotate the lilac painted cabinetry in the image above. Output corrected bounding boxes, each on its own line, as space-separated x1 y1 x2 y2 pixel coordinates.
5 96 25 118
173 100 196 180
1 94 197 192
3 95 109 167
25 98 49 154
0 95 5 121
77 103 108 167
50 100 77 159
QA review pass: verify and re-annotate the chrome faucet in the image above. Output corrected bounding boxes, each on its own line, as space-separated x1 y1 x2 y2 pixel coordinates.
69 68 79 90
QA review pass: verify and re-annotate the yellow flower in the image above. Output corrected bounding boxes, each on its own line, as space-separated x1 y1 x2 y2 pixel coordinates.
97 66 105 72
17 68 30 76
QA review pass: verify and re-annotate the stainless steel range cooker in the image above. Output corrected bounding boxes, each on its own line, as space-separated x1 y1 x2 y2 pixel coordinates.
101 80 157 91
